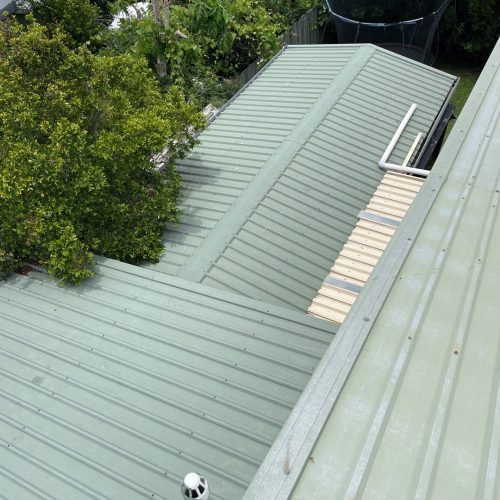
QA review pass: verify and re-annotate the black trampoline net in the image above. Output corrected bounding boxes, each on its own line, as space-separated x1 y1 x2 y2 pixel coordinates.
326 0 452 64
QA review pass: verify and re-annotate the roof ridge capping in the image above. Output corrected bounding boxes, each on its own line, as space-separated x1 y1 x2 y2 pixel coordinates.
176 45 378 283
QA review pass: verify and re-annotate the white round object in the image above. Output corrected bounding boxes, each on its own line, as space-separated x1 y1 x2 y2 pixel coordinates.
183 473 201 490
181 472 209 499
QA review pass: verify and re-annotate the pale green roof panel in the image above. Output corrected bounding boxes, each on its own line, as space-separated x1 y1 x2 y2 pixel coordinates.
145 45 359 278
197 47 456 309
0 258 335 499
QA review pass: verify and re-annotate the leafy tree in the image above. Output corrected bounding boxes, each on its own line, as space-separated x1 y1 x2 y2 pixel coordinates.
105 0 283 80
263 0 318 25
102 8 212 91
0 21 204 283
440 0 499 62
17 0 102 45
98 0 288 111
189 0 233 54
222 0 282 74
183 0 282 76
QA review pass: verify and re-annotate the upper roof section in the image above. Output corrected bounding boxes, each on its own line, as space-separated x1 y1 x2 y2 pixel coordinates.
145 44 457 311
0 257 335 500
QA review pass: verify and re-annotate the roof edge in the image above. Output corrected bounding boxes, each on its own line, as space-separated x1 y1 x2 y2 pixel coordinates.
287 43 458 81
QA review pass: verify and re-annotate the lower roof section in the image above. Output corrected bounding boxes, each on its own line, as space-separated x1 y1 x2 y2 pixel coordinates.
0 258 335 499
290 39 500 500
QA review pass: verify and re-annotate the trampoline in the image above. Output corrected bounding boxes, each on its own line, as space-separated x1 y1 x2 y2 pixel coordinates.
325 0 453 64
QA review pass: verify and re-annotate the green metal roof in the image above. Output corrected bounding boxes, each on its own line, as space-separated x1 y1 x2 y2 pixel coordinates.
0 258 335 499
144 45 360 277
244 39 500 500
145 44 457 311
0 44 461 500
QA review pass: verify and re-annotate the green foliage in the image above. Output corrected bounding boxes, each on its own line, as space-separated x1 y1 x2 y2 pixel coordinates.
0 248 19 279
263 0 318 25
213 0 283 75
91 0 116 17
440 0 499 62
102 15 165 63
0 21 204 283
190 0 233 54
101 10 212 98
178 0 283 77
107 0 283 77
102 0 280 102
19 0 101 45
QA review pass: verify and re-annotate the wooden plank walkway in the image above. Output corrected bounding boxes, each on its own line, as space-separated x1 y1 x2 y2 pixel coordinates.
308 172 425 324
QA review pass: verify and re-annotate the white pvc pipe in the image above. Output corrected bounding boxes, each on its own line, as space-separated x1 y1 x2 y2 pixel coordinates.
380 163 429 176
402 132 423 167
378 103 430 177
379 103 417 164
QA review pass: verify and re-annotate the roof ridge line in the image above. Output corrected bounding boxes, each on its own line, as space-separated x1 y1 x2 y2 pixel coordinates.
176 45 377 284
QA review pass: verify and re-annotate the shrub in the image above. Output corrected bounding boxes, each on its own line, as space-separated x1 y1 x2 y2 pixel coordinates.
0 21 204 283
440 0 499 62
18 0 101 45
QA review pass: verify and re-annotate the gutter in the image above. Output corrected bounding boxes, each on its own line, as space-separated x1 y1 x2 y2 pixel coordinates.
414 77 459 168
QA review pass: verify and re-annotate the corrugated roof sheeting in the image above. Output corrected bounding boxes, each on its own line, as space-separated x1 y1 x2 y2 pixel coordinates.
0 259 335 499
0 43 460 500
195 46 456 310
145 45 358 277
293 39 500 500
147 45 456 303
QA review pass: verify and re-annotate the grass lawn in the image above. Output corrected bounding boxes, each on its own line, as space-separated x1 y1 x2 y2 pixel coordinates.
437 60 481 138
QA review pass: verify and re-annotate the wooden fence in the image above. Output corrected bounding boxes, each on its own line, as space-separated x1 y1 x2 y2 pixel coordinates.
283 7 320 45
